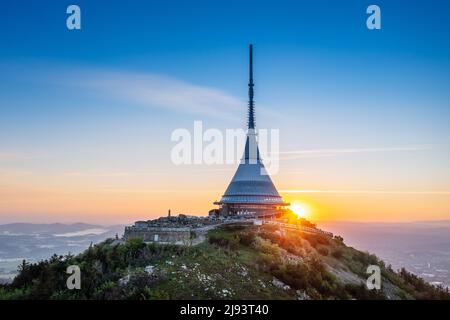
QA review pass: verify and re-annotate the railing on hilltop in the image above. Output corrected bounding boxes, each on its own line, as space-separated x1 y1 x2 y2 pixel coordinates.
263 220 334 238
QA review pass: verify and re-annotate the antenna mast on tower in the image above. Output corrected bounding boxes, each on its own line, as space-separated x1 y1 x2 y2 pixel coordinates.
248 44 255 130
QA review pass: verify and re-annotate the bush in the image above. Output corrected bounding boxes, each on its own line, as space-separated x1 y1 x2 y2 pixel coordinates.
332 249 343 259
344 283 386 300
208 233 240 251
208 234 229 247
302 234 330 248
239 232 256 246
317 247 329 256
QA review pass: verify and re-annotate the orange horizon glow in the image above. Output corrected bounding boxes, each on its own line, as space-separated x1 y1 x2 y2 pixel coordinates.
1 181 449 224
1 157 449 225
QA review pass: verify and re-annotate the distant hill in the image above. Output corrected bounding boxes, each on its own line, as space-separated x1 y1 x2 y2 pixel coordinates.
0 223 125 283
1 223 449 300
0 222 121 235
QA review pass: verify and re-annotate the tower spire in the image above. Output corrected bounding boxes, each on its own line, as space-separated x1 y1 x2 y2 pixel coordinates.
248 44 255 130
214 44 289 216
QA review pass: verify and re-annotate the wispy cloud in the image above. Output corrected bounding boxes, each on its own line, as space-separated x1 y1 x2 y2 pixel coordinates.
63 171 133 177
62 170 171 177
97 188 222 194
0 152 44 161
8 62 284 123
41 67 246 121
0 153 20 161
277 145 432 160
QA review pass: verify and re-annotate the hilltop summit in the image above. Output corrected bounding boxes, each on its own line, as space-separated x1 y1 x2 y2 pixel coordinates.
1 220 449 300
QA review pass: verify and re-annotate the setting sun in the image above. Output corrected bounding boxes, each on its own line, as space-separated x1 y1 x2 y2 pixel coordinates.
289 202 310 218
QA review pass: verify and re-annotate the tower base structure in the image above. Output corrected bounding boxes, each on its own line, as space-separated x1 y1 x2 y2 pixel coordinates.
212 202 289 218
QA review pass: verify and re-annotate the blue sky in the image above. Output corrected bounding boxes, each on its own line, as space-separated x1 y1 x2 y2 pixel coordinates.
0 0 449 223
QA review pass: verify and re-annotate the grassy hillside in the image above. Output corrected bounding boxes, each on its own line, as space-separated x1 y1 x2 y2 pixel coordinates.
0 223 449 300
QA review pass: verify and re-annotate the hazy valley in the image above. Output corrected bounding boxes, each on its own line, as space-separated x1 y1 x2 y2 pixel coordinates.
0 223 124 283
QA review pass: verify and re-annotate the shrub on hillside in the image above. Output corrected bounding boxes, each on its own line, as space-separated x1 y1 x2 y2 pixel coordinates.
331 248 343 259
344 283 386 300
302 234 330 248
208 233 240 250
239 231 256 246
317 247 329 256
398 268 450 299
208 234 230 247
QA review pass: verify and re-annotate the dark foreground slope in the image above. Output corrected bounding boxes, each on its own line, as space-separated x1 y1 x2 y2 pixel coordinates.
0 223 449 300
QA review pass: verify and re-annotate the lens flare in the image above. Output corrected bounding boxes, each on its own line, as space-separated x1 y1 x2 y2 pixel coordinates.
290 202 309 218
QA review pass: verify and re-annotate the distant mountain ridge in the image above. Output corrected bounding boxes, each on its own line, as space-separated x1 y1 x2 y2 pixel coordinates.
0 223 121 235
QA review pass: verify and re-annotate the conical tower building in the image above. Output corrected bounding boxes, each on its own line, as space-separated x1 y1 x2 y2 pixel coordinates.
214 45 289 217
